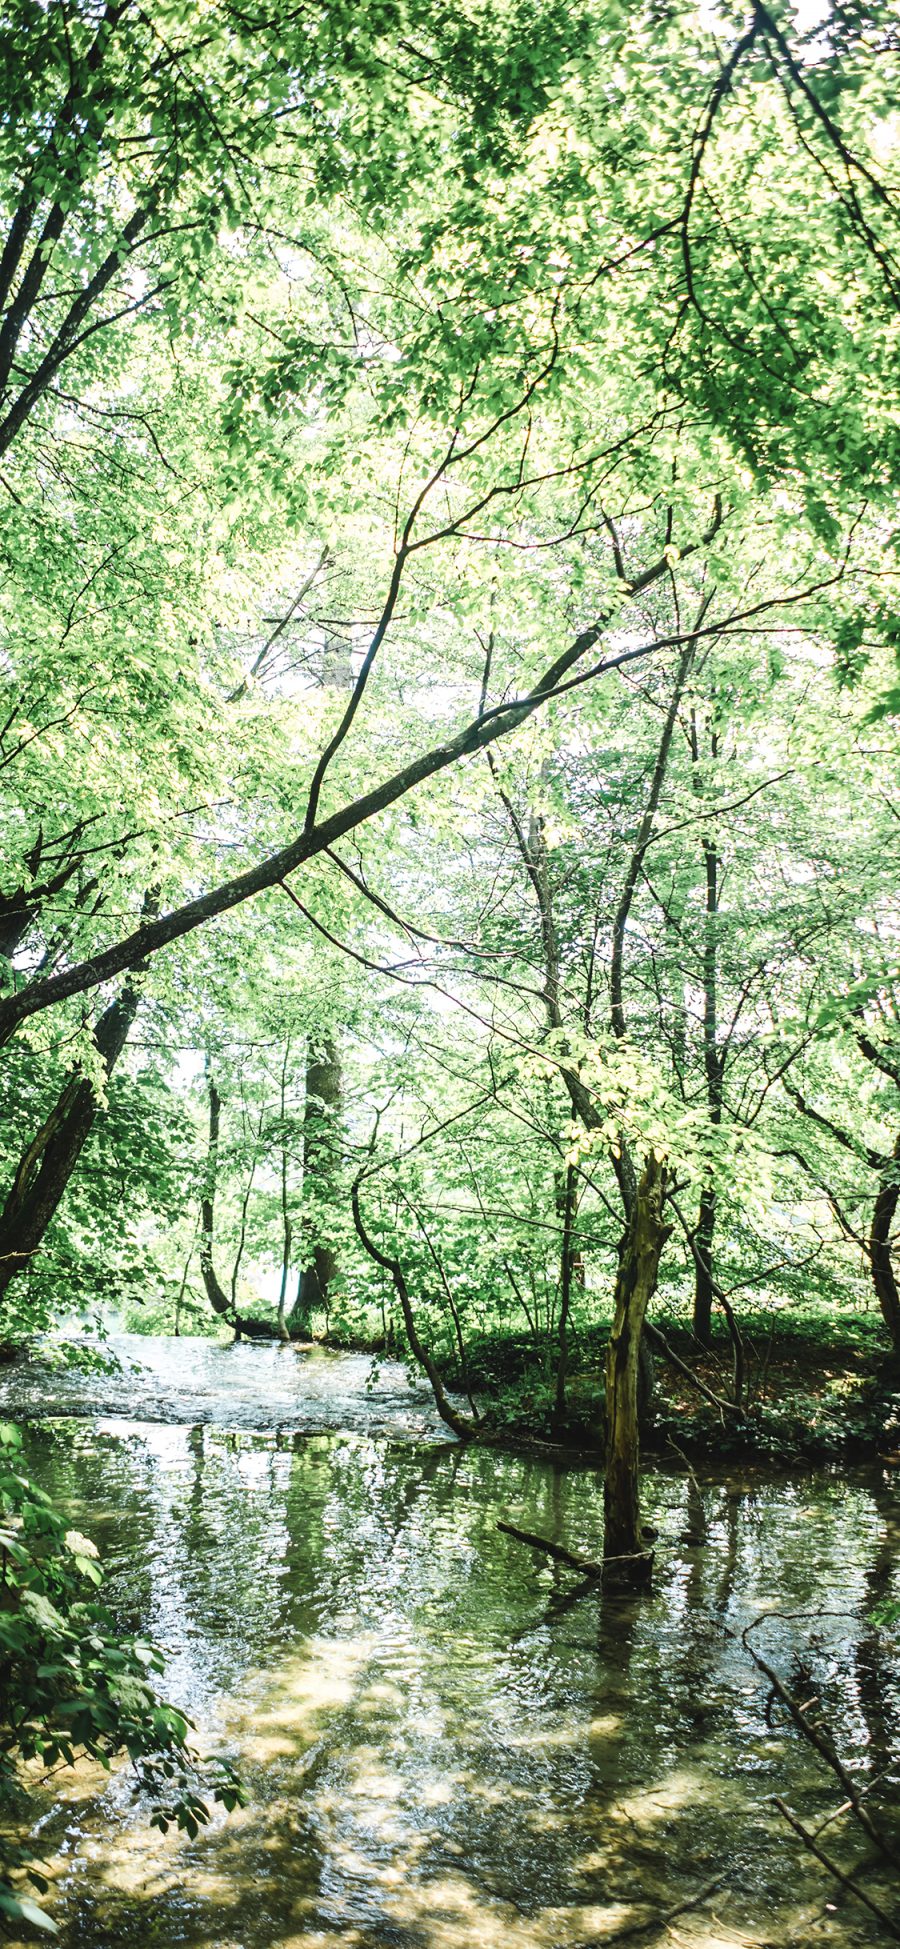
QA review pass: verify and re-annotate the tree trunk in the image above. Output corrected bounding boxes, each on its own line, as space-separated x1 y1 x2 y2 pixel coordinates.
199 1073 233 1323
603 1151 671 1585
870 1134 900 1354
288 631 351 1335
352 1177 476 1440
289 1034 342 1335
270 1036 292 1340
690 712 724 1348
197 1077 284 1340
693 1182 716 1348
174 1235 195 1337
276 1044 293 1343
0 978 141 1298
276 1214 293 1342
553 1162 577 1429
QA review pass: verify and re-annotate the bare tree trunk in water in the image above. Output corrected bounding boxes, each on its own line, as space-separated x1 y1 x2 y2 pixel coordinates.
0 976 143 1299
289 1033 342 1336
604 1151 672 1586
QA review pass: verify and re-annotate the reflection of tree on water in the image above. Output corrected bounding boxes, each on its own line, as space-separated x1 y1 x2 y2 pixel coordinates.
852 1476 900 1830
13 1419 900 1949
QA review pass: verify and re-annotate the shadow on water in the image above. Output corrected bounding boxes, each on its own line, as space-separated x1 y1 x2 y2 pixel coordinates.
4 1338 899 1948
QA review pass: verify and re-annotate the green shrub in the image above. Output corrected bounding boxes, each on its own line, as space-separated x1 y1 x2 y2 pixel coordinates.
0 1423 244 1936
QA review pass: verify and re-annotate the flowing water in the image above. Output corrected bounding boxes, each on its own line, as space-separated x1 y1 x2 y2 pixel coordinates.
1 1335 898 1948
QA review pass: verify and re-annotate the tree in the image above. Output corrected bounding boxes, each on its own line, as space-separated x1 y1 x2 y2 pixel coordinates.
0 1 899 1595
2 1 898 1060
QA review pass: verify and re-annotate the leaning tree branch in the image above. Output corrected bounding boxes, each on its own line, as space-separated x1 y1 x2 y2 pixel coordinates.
0 567 848 1046
351 1170 476 1441
642 1319 741 1418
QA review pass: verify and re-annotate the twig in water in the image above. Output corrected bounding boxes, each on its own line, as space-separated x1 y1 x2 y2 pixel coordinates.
498 1519 655 1578
743 1619 898 1867
498 1519 604 1576
773 1800 900 1940
578 1870 729 1945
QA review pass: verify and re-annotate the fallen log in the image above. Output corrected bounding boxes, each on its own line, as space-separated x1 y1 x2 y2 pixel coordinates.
496 1519 653 1580
497 1518 604 1576
233 1316 286 1341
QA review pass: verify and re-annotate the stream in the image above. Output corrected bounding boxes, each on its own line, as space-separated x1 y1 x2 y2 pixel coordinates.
1 1334 898 1948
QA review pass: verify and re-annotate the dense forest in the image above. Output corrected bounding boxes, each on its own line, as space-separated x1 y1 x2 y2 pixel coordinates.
1 1 899 1942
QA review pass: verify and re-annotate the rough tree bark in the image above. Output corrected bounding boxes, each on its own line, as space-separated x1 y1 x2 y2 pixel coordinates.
870 1131 900 1355
0 976 142 1298
603 1151 672 1584
198 1072 234 1324
288 1034 343 1336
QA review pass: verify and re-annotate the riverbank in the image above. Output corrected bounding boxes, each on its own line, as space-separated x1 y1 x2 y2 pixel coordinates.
321 1307 900 1465
3 1309 898 1466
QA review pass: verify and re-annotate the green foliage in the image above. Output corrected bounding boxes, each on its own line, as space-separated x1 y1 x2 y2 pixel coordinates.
0 1423 245 1934
0 3 899 1454
1 6 900 1927
656 1380 900 1465
868 1598 900 1631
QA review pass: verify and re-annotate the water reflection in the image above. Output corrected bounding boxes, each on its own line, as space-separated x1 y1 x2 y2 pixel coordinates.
6 1350 900 1948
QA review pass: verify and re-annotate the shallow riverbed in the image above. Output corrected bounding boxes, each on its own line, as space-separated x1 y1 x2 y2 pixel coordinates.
2 1336 898 1947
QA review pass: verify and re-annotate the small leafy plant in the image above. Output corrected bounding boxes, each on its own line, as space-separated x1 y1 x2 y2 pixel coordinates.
0 1423 245 1936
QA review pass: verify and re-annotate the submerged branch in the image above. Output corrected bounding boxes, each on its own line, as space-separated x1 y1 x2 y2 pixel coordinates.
497 1520 654 1579
497 1519 604 1576
772 1801 900 1940
581 1871 729 1945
